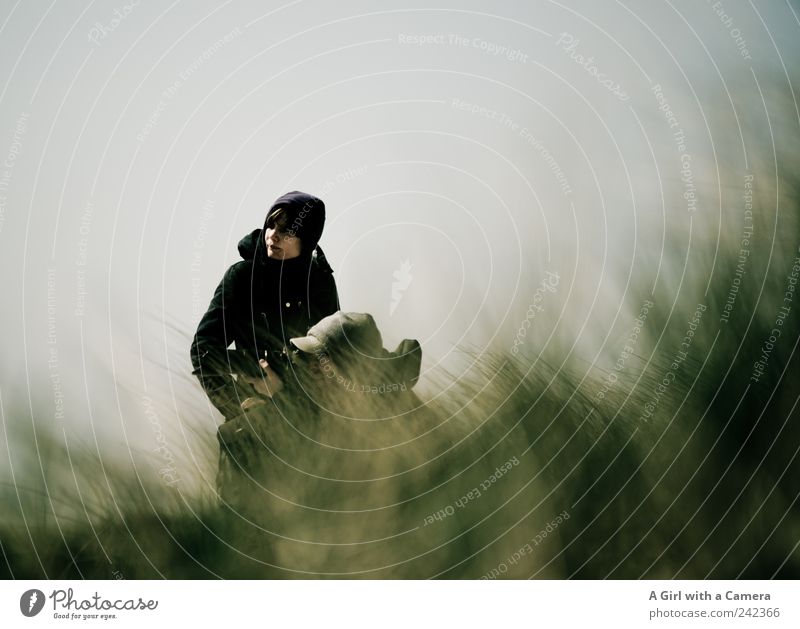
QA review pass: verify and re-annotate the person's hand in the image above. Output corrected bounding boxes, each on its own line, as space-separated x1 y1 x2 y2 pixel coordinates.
240 396 267 411
241 358 284 398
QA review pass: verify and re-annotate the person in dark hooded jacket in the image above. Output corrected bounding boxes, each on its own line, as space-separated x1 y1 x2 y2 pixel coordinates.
190 191 339 421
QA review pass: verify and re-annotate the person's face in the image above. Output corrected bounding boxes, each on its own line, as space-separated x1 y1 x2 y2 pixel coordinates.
289 348 338 399
289 349 326 382
264 216 302 260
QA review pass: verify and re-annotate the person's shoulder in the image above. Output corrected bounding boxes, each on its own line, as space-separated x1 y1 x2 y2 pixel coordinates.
217 260 254 297
223 259 252 279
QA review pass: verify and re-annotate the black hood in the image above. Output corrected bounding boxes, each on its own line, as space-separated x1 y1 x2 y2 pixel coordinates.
263 190 326 253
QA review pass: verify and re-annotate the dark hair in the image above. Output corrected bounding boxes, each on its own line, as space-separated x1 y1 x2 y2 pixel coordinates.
265 207 291 232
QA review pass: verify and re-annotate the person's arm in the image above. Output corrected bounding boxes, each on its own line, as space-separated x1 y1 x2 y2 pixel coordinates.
190 264 246 420
314 270 340 320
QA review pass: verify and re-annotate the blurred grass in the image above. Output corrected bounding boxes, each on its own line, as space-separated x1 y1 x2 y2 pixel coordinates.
3 126 800 578
2 295 798 578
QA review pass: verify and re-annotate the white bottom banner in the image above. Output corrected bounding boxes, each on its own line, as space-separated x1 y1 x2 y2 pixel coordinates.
1 580 797 628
